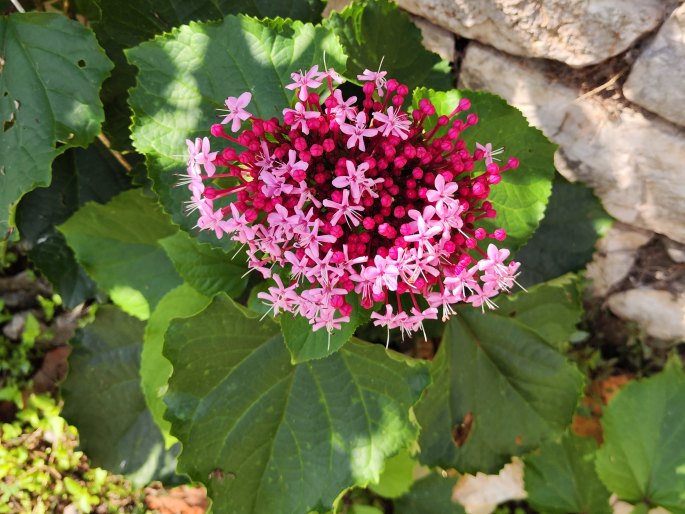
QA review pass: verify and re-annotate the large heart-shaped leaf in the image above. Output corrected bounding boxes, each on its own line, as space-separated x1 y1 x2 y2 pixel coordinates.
415 284 584 474
16 140 132 307
596 358 685 513
412 89 556 254
524 432 612 514
58 189 182 317
61 305 178 486
163 295 430 514
325 0 452 91
0 13 112 235
127 15 346 240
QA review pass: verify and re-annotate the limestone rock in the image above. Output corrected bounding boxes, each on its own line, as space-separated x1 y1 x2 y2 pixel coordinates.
410 15 456 62
586 224 652 297
395 0 667 66
459 43 685 244
452 459 526 514
624 4 685 127
607 288 685 341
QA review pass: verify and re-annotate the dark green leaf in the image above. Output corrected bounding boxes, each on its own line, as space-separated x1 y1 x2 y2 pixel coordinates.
394 473 464 514
325 0 452 91
413 89 556 254
0 13 112 235
61 305 178 486
524 432 612 514
163 295 430 514
415 286 584 474
516 174 612 287
58 189 182 315
495 274 583 350
280 294 368 363
16 140 131 307
596 357 685 513
141 284 211 443
159 230 247 298
127 15 346 243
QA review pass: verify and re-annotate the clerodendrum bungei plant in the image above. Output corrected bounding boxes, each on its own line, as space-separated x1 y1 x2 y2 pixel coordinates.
30 0 611 512
184 65 522 345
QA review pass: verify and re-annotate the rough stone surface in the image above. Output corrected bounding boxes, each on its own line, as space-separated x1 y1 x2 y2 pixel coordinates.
453 459 526 514
410 15 456 62
607 288 685 341
395 0 667 66
624 4 685 127
459 43 685 244
586 224 652 297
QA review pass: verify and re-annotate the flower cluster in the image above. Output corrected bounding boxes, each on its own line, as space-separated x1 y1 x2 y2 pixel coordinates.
183 64 521 342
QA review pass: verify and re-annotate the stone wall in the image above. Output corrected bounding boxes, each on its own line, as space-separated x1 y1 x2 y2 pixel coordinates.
394 0 685 342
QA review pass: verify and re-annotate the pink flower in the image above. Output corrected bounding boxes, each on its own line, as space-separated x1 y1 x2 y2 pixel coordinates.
220 92 252 132
323 189 364 227
283 102 320 135
332 160 371 201
330 89 357 125
357 68 388 96
186 137 217 176
476 142 504 166
372 106 410 139
339 112 378 151
258 275 298 316
183 63 521 337
426 174 459 215
286 65 323 102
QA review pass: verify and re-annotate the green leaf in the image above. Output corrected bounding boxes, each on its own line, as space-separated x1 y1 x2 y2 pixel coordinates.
515 174 612 287
394 473 464 514
349 506 384 514
280 294 368 363
415 286 584 474
596 357 685 513
524 432 612 514
127 15 346 242
368 449 415 499
495 275 583 351
0 13 113 235
413 89 556 254
58 189 182 316
141 284 211 445
61 305 178 486
163 295 430 514
16 140 132 307
159 230 247 298
325 0 452 91
86 0 325 149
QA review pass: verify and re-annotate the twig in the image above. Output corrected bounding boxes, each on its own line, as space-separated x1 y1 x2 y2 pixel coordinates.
10 0 25 12
574 71 625 102
97 133 133 173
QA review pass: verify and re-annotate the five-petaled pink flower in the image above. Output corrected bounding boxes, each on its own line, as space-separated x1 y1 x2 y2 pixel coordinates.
221 92 252 132
286 65 323 101
339 111 378 151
